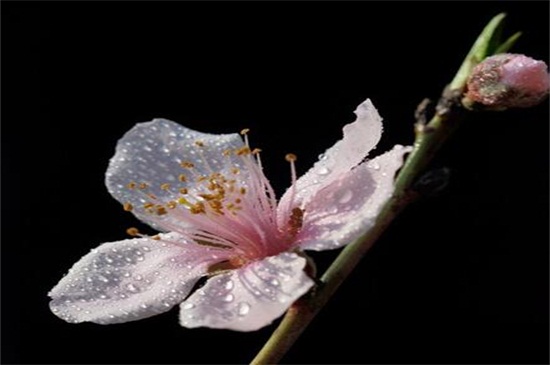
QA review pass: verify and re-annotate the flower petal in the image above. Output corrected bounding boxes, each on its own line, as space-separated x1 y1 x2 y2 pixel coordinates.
296 145 411 251
278 99 383 221
105 119 247 231
179 252 314 331
49 232 230 324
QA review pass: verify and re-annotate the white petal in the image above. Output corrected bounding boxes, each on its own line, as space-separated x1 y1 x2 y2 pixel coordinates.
278 99 383 222
179 252 314 331
105 119 247 231
49 232 230 324
297 145 412 251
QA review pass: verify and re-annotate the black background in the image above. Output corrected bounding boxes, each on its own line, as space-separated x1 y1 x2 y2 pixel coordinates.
2 1 548 364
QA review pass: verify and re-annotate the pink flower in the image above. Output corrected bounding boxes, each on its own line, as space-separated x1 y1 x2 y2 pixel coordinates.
466 54 549 108
49 99 411 331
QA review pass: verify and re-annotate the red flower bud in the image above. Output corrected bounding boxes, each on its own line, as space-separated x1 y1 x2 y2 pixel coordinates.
466 54 549 108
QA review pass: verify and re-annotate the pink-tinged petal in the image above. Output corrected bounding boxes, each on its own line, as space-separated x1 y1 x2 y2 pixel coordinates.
296 145 411 251
105 119 248 232
278 99 383 222
179 252 314 331
49 232 230 324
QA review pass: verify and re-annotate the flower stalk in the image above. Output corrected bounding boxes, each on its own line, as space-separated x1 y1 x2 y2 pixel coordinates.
251 12 521 364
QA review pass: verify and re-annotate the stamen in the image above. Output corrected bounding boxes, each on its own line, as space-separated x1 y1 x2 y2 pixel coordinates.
180 161 195 169
127 182 137 189
179 187 188 194
287 207 304 237
138 183 148 190
126 227 140 236
123 203 133 211
178 174 187 182
194 140 205 147
160 183 171 191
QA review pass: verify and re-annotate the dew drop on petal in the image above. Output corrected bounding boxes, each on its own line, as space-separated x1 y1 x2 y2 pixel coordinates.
224 280 234 290
223 294 234 302
238 302 250 316
127 283 139 292
183 302 195 310
270 278 280 287
317 167 330 175
338 190 353 204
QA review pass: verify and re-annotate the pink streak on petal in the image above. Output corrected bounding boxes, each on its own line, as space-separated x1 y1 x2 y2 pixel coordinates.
296 145 411 251
49 232 230 324
179 252 314 331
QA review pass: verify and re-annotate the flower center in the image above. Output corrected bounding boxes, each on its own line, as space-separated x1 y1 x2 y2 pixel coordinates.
122 128 305 262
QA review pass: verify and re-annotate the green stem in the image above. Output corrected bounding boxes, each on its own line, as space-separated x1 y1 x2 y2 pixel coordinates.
251 13 513 365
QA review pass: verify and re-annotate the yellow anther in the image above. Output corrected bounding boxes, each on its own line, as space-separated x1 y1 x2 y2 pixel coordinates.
147 193 158 200
222 149 232 157
285 153 297 162
160 183 171 190
167 201 177 209
252 148 262 155
139 182 149 190
197 175 208 182
190 202 206 215
178 197 190 206
126 227 140 236
180 161 195 169
179 187 189 195
178 174 187 182
151 235 161 240
288 207 305 237
231 167 240 175
240 128 250 135
143 202 155 209
240 187 246 195
123 203 133 212
194 140 205 147
235 198 242 204
156 206 168 216
235 146 251 156
127 182 137 189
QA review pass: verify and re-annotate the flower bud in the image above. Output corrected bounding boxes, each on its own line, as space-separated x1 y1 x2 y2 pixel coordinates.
466 53 549 109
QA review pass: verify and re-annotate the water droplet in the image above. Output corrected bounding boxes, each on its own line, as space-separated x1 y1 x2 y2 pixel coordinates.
318 153 327 161
143 246 151 252
224 280 234 290
99 294 108 299
371 162 380 170
108 314 115 319
127 283 139 292
338 190 353 204
223 294 234 302
166 280 173 285
238 302 250 316
270 278 280 286
105 256 113 264
183 302 195 310
135 275 143 281
163 301 171 308
317 167 330 175
137 256 145 262
140 303 148 309
123 272 131 278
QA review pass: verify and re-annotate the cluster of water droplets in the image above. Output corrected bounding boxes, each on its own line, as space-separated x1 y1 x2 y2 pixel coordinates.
180 252 313 331
49 234 211 324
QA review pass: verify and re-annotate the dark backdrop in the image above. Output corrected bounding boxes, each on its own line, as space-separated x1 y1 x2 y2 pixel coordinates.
2 1 548 364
